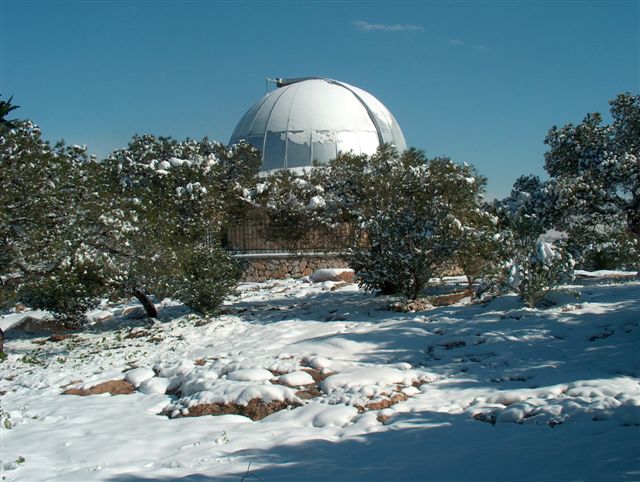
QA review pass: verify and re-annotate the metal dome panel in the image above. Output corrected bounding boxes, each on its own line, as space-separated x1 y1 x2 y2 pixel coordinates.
229 78 407 171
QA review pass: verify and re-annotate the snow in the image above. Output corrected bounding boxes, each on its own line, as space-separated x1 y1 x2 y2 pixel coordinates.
123 367 155 388
1 272 639 481
307 195 326 209
309 268 353 282
278 370 315 387
226 368 274 382
138 377 170 394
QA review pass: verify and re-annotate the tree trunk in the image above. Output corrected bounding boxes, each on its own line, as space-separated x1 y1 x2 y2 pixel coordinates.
132 288 158 319
0 327 4 354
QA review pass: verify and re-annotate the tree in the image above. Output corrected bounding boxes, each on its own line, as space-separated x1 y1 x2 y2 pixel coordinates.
505 239 575 308
544 93 640 242
493 176 575 307
247 167 331 251
2 122 261 329
86 134 260 317
343 146 488 300
1 118 104 350
453 209 504 288
0 95 19 129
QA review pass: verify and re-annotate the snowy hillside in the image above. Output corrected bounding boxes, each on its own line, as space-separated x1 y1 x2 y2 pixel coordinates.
1 273 639 481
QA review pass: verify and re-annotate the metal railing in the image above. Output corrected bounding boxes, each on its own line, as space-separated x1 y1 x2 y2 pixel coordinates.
222 220 352 255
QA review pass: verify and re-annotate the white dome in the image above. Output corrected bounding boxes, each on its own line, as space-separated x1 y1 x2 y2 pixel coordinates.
229 77 407 171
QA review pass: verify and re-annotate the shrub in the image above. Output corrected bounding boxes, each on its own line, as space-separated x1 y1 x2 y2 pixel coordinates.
506 239 575 307
174 244 241 315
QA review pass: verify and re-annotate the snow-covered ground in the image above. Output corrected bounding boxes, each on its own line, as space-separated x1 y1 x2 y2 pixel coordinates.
1 273 639 481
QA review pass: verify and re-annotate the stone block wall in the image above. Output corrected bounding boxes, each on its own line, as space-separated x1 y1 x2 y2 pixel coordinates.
238 255 349 282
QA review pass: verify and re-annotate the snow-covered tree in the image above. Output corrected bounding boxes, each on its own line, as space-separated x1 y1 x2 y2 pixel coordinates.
0 119 100 324
173 243 241 315
345 146 489 300
88 134 260 317
453 209 504 288
493 176 575 306
493 175 558 252
245 167 332 251
544 92 640 245
2 124 260 327
505 239 575 308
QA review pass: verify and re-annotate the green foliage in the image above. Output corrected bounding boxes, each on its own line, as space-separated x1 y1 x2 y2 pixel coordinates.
0 120 98 320
505 240 575 307
248 168 331 250
248 145 497 298
566 222 639 271
493 176 576 306
454 220 505 287
174 244 241 315
342 146 490 299
544 92 640 241
1 122 260 322
85 134 260 315
0 95 19 130
17 252 112 325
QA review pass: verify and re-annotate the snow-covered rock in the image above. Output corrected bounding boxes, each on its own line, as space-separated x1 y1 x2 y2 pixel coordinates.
278 371 315 387
124 368 155 388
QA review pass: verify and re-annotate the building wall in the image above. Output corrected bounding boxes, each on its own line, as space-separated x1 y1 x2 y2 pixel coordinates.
238 254 349 282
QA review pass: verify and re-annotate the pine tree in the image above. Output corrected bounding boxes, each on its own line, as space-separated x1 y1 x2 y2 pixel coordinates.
0 95 19 129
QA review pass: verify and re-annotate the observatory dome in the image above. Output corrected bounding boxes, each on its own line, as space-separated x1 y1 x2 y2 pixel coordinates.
229 77 407 171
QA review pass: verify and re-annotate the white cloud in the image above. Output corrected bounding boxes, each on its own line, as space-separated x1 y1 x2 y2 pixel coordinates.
352 20 423 32
448 39 488 51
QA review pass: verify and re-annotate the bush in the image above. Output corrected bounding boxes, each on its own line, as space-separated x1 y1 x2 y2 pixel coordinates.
17 256 109 326
506 240 575 307
174 244 241 315
344 147 487 300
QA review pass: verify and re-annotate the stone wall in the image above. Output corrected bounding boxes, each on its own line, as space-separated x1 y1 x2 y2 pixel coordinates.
237 255 349 282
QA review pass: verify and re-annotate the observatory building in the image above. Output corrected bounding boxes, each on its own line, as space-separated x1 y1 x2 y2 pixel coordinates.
229 77 407 170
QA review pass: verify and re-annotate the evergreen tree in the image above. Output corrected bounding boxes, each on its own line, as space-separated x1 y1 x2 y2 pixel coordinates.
544 92 640 245
246 167 331 251
344 146 489 300
493 176 575 307
86 135 260 317
1 119 102 332
0 95 19 130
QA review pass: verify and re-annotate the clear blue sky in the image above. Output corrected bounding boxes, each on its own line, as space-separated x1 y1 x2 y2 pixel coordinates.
1 0 638 198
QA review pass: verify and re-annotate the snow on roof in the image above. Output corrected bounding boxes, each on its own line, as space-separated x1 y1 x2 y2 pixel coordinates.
229 77 407 171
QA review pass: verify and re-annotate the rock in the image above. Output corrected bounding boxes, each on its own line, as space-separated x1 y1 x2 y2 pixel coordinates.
63 379 134 396
309 269 355 283
138 377 171 394
10 316 73 334
165 398 300 421
122 305 147 319
278 371 315 387
124 367 156 388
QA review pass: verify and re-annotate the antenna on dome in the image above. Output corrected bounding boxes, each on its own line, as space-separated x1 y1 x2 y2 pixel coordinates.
266 77 282 93
266 77 320 91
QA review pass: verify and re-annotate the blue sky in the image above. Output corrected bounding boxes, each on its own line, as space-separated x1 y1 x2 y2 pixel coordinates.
1 0 638 198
